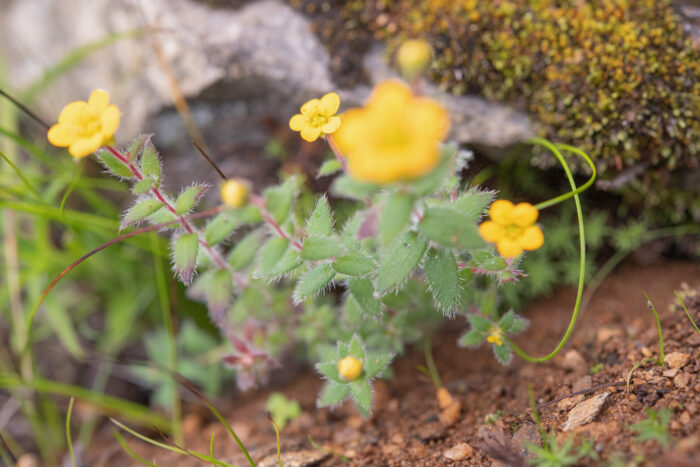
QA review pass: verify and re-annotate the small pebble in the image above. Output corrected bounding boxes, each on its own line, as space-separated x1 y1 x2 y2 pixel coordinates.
674 372 691 389
562 392 610 432
662 368 679 378
664 352 691 369
597 327 621 343
443 442 473 461
560 349 587 373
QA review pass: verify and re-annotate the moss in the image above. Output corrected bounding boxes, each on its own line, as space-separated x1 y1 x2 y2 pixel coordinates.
297 0 699 223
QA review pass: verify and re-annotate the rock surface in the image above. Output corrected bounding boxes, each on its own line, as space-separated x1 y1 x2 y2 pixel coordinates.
561 391 611 432
664 352 692 369
1 0 533 182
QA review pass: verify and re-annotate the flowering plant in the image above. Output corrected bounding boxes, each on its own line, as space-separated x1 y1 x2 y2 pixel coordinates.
44 41 596 417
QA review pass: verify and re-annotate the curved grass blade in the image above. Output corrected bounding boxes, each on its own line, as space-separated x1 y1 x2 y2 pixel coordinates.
0 149 41 198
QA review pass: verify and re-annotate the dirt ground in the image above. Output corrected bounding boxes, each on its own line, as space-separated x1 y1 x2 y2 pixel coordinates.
87 260 700 466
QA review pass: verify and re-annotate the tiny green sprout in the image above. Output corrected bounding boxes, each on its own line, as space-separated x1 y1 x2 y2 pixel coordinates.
526 433 598 467
628 408 674 447
315 335 393 417
266 392 301 431
589 363 604 375
458 310 528 365
484 410 505 425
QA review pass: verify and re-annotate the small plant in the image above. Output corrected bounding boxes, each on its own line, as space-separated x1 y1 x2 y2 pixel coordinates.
34 37 597 423
527 433 598 467
266 393 302 431
628 408 674 447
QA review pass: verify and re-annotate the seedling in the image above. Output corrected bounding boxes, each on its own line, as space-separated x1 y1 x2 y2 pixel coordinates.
628 408 674 447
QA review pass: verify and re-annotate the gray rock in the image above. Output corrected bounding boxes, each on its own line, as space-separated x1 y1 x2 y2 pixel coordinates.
561 391 610 432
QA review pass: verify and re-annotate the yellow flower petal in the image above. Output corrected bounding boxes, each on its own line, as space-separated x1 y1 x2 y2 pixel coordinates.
289 114 306 131
511 202 539 226
47 123 79 147
100 105 120 138
58 101 89 124
320 115 341 134
300 125 322 142
88 89 110 113
318 92 340 116
496 237 523 258
413 99 450 140
478 221 504 242
333 108 363 154
69 133 104 158
518 225 544 251
489 200 514 224
300 98 320 117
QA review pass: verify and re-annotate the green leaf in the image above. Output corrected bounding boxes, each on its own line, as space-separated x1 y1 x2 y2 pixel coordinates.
131 176 154 194
175 184 209 215
348 278 381 316
350 379 371 416
348 335 365 359
307 195 333 237
315 362 341 382
424 247 459 313
379 191 414 246
492 343 512 365
499 311 528 334
259 238 303 277
260 237 289 274
331 175 378 201
468 314 492 333
376 231 427 293
333 252 375 276
173 233 199 284
458 329 484 347
148 206 177 226
96 149 133 178
364 352 392 378
207 269 233 313
293 263 335 303
228 231 261 270
318 159 342 177
127 134 149 161
140 141 162 186
204 212 240 246
121 198 163 228
451 188 496 222
318 381 350 407
418 207 484 250
471 249 507 271
264 176 299 224
301 237 341 261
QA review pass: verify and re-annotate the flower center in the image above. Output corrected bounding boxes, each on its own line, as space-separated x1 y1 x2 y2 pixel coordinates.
77 113 102 137
505 224 524 239
311 114 328 128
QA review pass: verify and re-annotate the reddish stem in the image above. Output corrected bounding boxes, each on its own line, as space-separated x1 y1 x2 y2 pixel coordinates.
249 194 303 250
324 135 347 171
105 146 246 286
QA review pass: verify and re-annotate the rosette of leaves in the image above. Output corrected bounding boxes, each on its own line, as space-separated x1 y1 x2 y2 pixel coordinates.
458 310 529 364
315 336 392 417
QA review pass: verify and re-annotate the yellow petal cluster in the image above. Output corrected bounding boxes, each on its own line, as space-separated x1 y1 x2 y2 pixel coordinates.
478 200 544 258
486 327 503 346
47 89 120 158
289 92 342 142
337 356 363 381
220 179 250 208
333 80 449 184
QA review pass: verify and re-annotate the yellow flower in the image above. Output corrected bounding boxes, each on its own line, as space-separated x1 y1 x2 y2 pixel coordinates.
220 179 250 207
478 200 544 258
486 327 503 346
397 39 433 79
337 356 363 381
333 80 449 184
47 89 120 158
289 92 342 142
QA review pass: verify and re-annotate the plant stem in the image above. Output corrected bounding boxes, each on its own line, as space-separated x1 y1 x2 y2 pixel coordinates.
324 135 347 171
249 194 303 250
508 139 592 363
643 292 665 366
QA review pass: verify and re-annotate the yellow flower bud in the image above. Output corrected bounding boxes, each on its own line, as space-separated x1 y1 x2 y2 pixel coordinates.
397 39 433 80
220 179 250 208
338 356 363 381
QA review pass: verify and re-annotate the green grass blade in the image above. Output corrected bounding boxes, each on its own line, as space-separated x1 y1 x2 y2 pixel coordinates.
22 29 146 103
675 290 700 334
0 126 57 167
113 431 159 467
0 149 41 198
643 291 665 365
0 373 169 429
66 398 76 467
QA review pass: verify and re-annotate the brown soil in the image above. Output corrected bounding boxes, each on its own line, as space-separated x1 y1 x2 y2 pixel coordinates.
89 260 700 466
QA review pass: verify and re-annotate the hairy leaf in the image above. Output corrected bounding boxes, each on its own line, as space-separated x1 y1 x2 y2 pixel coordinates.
307 195 333 237
379 191 414 246
418 207 484 250
424 247 459 313
173 233 199 284
294 263 335 303
96 149 133 178
333 252 374 276
121 199 163 228
175 184 209 215
376 231 427 293
140 141 162 186
349 278 381 316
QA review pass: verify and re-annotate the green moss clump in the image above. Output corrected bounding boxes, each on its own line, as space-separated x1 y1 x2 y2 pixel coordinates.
374 0 699 173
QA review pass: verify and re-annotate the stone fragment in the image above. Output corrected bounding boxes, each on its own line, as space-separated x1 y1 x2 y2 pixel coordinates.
443 442 473 461
597 327 622 343
663 368 679 378
512 422 541 459
258 450 329 467
562 391 610 432
557 375 592 411
560 350 587 374
664 352 691 369
674 372 691 389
